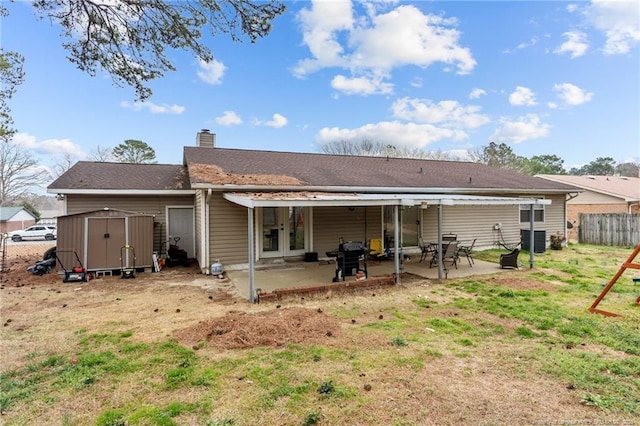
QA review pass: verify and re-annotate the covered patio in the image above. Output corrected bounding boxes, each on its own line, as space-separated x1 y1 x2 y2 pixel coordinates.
224 192 548 302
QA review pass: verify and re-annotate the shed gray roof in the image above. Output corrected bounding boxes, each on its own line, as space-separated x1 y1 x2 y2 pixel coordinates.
0 206 33 221
48 162 190 192
183 147 579 194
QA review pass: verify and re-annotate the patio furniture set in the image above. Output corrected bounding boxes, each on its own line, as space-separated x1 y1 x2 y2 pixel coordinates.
419 234 520 276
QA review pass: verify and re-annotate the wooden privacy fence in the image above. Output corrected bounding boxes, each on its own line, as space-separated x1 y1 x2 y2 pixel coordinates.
579 213 640 247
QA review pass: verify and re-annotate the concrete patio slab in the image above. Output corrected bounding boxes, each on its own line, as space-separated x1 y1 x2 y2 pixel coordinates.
226 256 515 300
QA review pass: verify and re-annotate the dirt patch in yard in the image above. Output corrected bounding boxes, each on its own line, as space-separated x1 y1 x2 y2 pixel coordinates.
174 307 343 349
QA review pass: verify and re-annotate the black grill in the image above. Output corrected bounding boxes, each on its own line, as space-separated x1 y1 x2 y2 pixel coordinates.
326 241 368 282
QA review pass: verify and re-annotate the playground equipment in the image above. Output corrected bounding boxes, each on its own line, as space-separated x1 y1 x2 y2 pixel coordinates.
589 244 640 317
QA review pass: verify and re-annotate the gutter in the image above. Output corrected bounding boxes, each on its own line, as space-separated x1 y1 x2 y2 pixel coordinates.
191 184 574 195
47 189 196 195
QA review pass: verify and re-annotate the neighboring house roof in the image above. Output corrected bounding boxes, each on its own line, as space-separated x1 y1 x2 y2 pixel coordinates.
48 162 192 193
536 174 640 202
0 206 35 222
183 147 579 194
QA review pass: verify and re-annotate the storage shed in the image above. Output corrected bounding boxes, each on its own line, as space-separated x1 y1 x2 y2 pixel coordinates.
56 208 155 274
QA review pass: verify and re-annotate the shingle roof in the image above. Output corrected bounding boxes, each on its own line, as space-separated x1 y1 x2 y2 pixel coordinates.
183 147 578 193
0 206 31 221
48 162 190 191
536 174 640 201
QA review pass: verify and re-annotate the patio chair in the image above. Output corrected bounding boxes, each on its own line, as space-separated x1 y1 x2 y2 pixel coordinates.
442 241 459 270
499 248 520 269
430 241 459 271
418 237 434 263
458 238 477 267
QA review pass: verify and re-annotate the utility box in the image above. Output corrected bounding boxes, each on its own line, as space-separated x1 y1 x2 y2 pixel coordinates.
520 229 546 253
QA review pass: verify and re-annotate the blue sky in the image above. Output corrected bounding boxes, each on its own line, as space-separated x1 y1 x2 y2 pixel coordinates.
3 0 640 174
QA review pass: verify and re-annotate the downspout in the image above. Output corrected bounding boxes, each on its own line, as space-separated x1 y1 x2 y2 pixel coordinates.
205 189 212 274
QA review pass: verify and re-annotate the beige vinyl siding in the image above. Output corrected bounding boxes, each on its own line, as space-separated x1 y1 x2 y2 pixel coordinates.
209 192 249 265
569 191 626 204
65 195 194 223
194 190 203 267
421 204 521 250
544 194 568 239
313 206 382 256
421 194 567 250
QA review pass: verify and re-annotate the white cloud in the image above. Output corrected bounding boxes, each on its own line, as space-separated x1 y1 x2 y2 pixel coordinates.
516 37 538 50
469 88 486 99
553 83 594 106
294 2 475 96
10 132 86 158
331 74 393 95
316 120 466 149
409 77 423 88
256 113 288 128
391 97 490 129
197 58 226 85
586 0 640 54
490 114 550 143
120 101 185 114
555 31 589 58
567 4 579 13
214 111 243 126
509 86 537 106
294 0 354 75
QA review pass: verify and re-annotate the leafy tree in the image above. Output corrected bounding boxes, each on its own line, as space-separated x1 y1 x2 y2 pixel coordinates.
20 0 285 101
0 142 50 206
614 161 639 178
0 48 25 141
113 139 157 164
19 200 41 222
468 142 524 171
520 154 566 175
570 156 616 176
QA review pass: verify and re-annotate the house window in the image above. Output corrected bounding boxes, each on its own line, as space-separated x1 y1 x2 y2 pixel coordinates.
519 201 545 223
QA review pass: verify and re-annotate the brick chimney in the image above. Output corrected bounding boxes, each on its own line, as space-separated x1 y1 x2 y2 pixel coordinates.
196 129 215 148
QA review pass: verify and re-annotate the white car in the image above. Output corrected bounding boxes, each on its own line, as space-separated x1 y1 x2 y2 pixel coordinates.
10 225 57 242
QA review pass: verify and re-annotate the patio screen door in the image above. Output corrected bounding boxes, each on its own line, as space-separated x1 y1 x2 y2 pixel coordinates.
260 207 307 258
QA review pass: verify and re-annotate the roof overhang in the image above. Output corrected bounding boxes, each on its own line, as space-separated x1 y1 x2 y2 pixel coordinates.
223 192 552 208
47 189 196 195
